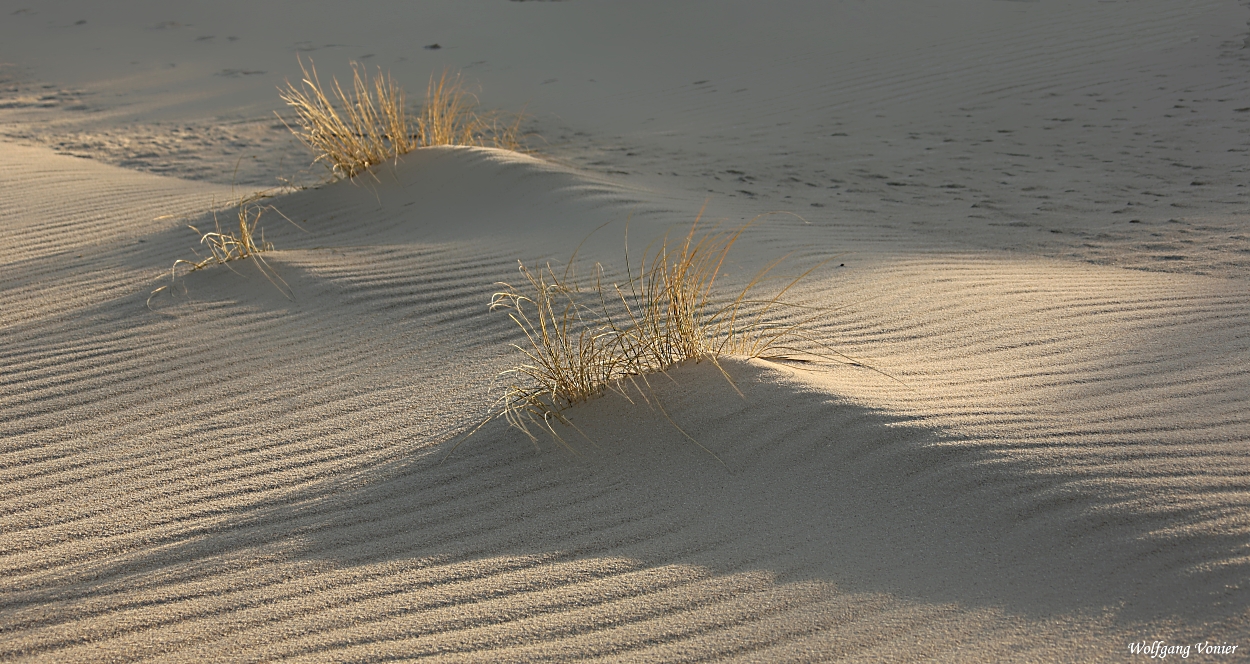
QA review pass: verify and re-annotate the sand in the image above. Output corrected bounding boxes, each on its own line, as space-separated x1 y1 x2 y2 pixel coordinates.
2 1 1248 661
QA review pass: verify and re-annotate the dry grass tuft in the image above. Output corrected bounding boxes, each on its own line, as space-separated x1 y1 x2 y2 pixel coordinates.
149 194 294 306
487 261 630 446
621 218 841 368
419 70 524 151
454 209 867 457
279 60 524 179
279 60 413 179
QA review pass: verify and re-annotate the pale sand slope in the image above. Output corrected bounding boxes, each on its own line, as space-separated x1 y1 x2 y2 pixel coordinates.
2 0 1250 662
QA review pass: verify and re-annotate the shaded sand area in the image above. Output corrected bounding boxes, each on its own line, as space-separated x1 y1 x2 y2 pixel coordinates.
3 1 1249 661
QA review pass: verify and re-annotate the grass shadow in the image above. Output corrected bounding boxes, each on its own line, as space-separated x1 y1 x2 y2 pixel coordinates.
13 359 1245 640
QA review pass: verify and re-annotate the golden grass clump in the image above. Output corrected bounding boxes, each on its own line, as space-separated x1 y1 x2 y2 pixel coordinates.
462 210 845 455
420 70 523 150
614 220 815 369
279 61 523 179
279 60 413 179
488 262 632 443
149 195 293 305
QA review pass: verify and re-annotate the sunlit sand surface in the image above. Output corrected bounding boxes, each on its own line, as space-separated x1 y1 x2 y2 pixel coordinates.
2 1 1247 660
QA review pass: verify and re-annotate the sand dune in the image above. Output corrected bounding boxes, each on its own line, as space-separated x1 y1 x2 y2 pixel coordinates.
2 1 1248 661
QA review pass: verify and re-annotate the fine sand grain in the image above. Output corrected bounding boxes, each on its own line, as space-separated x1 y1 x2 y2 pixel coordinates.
2 1 1248 661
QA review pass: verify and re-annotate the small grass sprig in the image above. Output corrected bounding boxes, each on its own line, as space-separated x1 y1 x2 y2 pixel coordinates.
149 194 294 306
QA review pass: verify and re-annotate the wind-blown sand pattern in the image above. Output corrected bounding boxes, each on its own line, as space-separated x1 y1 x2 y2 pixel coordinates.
2 1 1248 661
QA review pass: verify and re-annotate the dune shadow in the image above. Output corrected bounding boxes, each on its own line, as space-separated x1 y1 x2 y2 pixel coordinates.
41 359 1245 633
